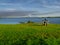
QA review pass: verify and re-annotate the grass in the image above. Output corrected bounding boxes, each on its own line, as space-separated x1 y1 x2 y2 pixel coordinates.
0 23 60 45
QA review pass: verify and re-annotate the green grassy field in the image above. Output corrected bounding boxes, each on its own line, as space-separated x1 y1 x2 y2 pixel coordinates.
0 23 60 45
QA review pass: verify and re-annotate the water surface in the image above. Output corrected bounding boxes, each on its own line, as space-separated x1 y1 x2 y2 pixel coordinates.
0 17 60 24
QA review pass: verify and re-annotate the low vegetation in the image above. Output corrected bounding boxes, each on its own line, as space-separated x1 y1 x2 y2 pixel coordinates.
0 23 60 45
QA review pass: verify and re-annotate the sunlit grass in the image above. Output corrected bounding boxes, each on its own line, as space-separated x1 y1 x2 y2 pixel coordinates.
0 23 60 45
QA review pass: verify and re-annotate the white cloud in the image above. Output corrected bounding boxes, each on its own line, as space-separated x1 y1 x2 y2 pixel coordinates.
0 3 13 5
0 8 17 12
5 8 16 11
0 3 20 5
40 0 60 9
43 5 60 9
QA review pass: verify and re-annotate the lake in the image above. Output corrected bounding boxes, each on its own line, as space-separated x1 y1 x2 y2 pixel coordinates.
0 17 60 24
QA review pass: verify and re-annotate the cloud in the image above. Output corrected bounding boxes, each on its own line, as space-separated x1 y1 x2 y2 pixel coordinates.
0 0 60 17
0 8 17 12
0 3 20 5
43 5 60 9
0 3 13 5
5 8 17 11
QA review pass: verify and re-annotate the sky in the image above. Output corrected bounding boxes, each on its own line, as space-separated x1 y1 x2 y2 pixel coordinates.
0 0 60 17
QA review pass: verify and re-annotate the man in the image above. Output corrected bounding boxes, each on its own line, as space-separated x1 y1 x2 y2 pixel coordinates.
43 18 48 26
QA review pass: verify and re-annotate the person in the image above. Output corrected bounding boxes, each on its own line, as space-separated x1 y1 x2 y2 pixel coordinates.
43 18 48 26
